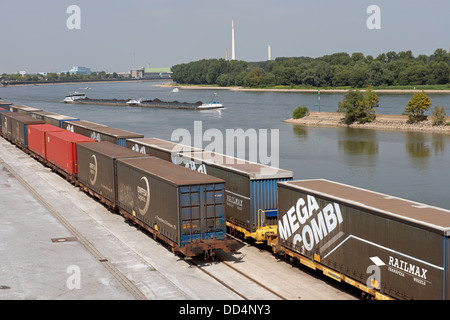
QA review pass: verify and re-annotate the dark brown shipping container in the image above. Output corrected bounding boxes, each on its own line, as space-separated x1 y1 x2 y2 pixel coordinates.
126 137 202 161
3 113 45 146
76 141 150 208
1 112 25 139
8 105 42 114
86 126 144 147
62 120 107 137
277 179 450 300
116 157 235 256
29 111 79 128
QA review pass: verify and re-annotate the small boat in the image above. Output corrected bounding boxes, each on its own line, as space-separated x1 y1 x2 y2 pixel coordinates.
198 93 224 110
172 88 179 93
64 92 87 103
126 99 142 105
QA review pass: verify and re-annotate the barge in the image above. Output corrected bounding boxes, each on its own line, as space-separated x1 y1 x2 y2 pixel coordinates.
63 95 223 110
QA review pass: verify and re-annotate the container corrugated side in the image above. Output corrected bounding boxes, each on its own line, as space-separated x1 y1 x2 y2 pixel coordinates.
277 179 450 300
46 131 96 176
76 141 151 207
28 124 65 158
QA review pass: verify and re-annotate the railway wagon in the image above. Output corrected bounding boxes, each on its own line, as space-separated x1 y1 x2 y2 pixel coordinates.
125 137 293 244
276 179 450 300
0 101 12 109
116 157 237 257
0 107 11 134
7 105 42 114
27 124 65 159
7 114 45 147
76 141 150 209
45 130 96 178
85 126 144 147
126 137 202 162
62 120 107 137
29 111 80 128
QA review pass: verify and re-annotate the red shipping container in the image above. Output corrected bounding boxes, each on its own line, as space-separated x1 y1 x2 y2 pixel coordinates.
28 124 65 159
46 130 96 176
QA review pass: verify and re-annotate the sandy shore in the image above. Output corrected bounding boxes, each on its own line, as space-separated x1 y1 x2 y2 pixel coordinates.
284 112 450 134
155 83 450 94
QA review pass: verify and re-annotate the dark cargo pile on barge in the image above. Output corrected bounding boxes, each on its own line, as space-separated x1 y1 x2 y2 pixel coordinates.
65 96 204 110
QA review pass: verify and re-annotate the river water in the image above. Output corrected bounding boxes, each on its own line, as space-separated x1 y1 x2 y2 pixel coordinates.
1 81 450 210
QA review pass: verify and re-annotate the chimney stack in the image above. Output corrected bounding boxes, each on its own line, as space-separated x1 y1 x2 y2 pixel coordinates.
231 20 236 60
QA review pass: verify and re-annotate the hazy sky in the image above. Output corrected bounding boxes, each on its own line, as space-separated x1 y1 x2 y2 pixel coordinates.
0 0 449 74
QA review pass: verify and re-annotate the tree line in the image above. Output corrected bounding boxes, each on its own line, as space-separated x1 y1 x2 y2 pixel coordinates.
171 49 450 88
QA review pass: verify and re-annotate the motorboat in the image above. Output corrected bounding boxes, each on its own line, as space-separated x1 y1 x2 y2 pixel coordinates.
63 92 86 103
126 99 142 105
198 93 224 110
172 88 179 93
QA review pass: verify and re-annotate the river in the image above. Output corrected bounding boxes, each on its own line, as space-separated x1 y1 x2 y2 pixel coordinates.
1 81 450 210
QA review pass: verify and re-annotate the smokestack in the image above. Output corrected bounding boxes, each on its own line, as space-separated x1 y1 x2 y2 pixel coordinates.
231 20 236 60
268 45 271 61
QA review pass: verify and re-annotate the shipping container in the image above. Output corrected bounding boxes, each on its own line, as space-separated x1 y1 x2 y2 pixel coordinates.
126 137 202 161
62 120 107 137
0 101 12 109
1 112 17 139
27 124 65 159
86 126 144 147
277 179 450 300
45 130 96 177
0 107 11 135
76 141 150 208
116 157 237 257
125 138 293 242
8 105 42 114
9 114 45 147
30 111 80 128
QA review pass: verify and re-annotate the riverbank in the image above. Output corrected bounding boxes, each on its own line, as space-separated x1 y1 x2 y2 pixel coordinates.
284 112 450 134
155 83 450 94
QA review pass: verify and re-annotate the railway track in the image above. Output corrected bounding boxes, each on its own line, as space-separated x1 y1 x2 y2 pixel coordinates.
187 253 288 300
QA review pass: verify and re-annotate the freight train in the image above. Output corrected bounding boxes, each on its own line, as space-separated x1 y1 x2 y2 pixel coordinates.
2 102 450 300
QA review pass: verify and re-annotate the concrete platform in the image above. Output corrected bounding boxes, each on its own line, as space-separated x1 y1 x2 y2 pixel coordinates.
0 136 357 301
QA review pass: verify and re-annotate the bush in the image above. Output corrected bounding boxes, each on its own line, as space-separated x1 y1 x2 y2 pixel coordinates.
337 88 379 124
293 106 309 119
431 105 447 125
405 91 432 123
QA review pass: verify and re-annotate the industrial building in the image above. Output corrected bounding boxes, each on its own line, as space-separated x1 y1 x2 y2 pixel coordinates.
130 67 172 80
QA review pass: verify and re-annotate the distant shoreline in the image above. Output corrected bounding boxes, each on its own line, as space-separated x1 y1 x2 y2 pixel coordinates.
1 79 165 88
285 112 450 134
155 83 450 94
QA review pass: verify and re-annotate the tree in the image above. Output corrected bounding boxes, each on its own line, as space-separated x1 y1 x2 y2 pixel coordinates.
404 91 432 123
337 88 379 124
431 106 447 126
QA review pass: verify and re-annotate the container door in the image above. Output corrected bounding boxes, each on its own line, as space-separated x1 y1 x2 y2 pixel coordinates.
203 183 225 241
179 183 225 247
180 185 202 246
